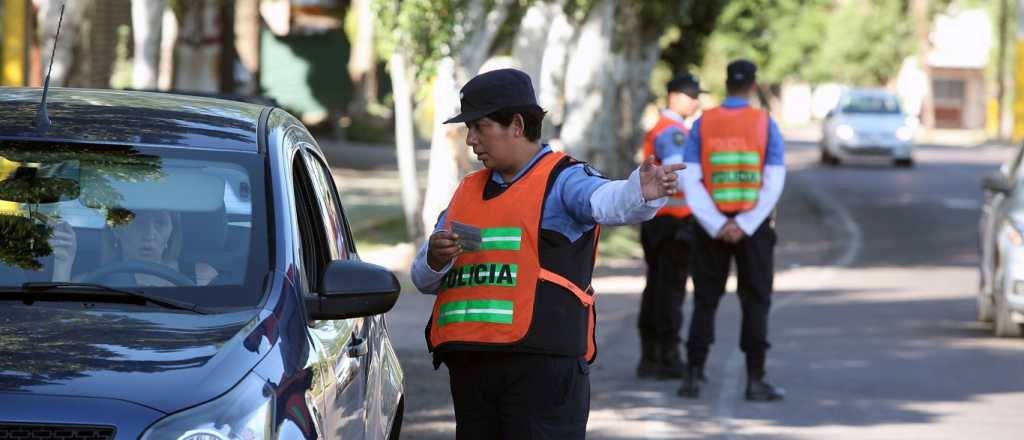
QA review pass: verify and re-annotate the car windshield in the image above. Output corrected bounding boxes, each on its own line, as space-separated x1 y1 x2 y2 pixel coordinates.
0 141 269 310
840 93 902 114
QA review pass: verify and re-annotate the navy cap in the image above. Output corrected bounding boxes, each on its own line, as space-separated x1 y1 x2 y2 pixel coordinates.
667 72 706 99
726 59 757 87
444 68 540 124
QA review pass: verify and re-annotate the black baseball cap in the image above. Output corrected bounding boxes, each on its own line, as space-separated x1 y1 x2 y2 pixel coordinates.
667 72 706 99
444 68 540 124
726 59 757 87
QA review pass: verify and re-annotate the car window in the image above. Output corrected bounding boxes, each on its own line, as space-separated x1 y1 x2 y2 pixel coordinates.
840 93 901 114
301 150 349 260
291 151 330 293
0 141 269 309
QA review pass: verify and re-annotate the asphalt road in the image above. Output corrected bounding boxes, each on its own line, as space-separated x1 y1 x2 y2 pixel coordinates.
383 141 1024 439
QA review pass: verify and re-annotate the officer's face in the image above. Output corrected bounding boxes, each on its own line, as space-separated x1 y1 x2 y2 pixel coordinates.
669 92 700 117
465 116 516 170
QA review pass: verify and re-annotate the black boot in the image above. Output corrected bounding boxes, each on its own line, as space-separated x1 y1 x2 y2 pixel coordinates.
637 339 661 378
676 364 703 398
745 377 785 402
658 341 686 379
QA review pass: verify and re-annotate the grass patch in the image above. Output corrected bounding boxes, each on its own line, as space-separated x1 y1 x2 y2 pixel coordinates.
598 225 643 259
351 215 409 251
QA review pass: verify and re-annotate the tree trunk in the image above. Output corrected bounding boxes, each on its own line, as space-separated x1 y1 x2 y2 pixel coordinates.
233 0 261 95
173 1 220 92
420 57 463 235
553 0 661 178
348 0 378 113
38 0 88 87
131 0 166 89
389 50 423 240
613 4 661 176
420 0 515 236
559 0 619 173
521 0 573 140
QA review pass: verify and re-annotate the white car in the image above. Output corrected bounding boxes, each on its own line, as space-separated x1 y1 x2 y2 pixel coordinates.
820 88 916 167
979 143 1024 337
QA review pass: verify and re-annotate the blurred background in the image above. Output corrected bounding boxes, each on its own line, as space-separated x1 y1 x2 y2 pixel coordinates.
0 0 1013 240
7 2 1024 438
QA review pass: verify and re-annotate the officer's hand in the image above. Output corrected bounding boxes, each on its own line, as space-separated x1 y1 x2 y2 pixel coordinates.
640 155 686 202
427 230 462 272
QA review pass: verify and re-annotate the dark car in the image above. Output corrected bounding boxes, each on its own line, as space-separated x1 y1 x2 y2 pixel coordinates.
0 88 404 439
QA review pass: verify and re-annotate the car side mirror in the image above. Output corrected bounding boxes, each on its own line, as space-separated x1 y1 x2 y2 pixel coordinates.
307 260 401 320
982 172 1013 194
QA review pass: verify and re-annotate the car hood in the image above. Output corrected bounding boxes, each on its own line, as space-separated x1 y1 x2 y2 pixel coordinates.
837 113 908 133
0 303 268 413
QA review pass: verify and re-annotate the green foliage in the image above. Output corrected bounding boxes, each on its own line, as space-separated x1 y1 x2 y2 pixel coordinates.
598 225 642 259
660 0 729 72
0 215 52 271
706 0 913 87
374 0 465 80
809 0 912 86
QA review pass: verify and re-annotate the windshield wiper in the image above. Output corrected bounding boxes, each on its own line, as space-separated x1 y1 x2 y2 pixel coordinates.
18 282 205 314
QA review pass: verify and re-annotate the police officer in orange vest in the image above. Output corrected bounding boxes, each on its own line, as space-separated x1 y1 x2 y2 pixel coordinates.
677 60 786 401
636 73 704 379
410 68 685 438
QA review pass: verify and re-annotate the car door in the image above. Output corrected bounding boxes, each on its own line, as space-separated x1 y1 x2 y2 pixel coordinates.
298 146 372 440
981 143 1024 296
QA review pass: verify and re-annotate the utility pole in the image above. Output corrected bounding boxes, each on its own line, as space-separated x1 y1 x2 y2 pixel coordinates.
996 0 1009 139
1014 0 1024 141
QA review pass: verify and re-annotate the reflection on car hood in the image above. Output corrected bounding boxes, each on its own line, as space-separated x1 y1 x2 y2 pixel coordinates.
0 303 267 413
837 113 908 133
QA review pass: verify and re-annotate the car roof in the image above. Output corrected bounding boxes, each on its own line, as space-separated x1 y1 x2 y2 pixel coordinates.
0 87 268 152
844 87 898 98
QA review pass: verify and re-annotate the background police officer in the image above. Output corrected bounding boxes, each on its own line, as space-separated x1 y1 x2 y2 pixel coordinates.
637 73 704 379
410 68 685 438
677 59 786 402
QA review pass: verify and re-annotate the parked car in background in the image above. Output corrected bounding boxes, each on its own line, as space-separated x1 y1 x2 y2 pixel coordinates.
0 88 405 439
820 88 916 167
978 141 1024 337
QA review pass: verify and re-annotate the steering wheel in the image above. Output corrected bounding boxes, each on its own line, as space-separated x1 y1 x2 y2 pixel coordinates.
80 260 196 287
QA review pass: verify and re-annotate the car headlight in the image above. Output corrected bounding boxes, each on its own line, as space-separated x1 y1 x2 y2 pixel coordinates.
836 124 855 141
1005 219 1024 247
896 126 913 142
141 373 273 440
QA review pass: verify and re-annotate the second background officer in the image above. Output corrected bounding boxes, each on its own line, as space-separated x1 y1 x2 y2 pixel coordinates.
637 73 704 379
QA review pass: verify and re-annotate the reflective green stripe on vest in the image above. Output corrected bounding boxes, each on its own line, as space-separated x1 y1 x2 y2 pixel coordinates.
437 299 514 326
712 188 759 202
479 227 522 251
443 263 518 290
709 151 760 165
710 170 762 185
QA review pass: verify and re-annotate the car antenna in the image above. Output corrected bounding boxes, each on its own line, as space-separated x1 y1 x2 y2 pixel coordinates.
33 3 65 131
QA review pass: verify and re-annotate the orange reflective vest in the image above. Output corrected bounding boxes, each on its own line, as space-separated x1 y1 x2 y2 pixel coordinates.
642 114 691 218
699 106 769 214
427 151 601 362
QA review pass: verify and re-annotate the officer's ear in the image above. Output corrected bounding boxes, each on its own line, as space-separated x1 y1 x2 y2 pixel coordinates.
511 113 525 138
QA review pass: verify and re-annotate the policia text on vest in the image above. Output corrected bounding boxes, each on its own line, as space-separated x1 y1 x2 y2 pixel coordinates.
410 68 686 439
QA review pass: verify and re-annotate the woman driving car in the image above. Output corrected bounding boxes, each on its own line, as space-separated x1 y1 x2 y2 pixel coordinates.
51 209 218 286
